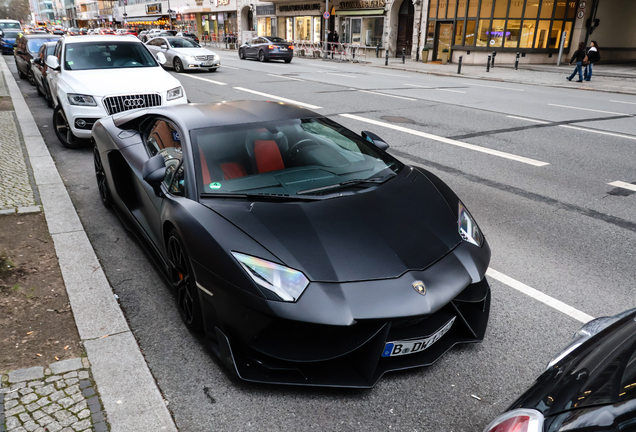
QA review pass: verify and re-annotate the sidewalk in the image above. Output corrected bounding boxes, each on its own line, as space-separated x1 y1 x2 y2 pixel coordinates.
0 56 177 432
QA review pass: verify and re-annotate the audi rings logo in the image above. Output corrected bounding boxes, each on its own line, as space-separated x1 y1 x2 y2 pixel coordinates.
124 98 146 108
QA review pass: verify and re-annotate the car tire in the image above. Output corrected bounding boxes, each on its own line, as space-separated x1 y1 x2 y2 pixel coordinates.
284 59 292 63
239 49 245 59
27 67 36 86
35 80 44 96
53 105 84 149
93 144 113 208
259 50 267 62
43 82 53 108
174 57 184 73
208 67 217 72
167 229 203 332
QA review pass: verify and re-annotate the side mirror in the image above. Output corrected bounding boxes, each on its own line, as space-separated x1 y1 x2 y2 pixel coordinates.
361 131 390 151
33 57 42 65
161 44 168 50
155 51 166 65
46 55 60 70
16 49 25 55
142 154 166 195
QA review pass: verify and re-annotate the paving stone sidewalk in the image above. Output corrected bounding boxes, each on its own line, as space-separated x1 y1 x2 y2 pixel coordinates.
1 358 109 432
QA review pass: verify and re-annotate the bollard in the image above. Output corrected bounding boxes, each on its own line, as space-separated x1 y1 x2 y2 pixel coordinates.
352 47 356 60
225 36 228 50
491 51 496 68
457 55 462 74
515 52 520 70
486 55 491 72
376 43 380 58
402 48 405 64
385 48 389 66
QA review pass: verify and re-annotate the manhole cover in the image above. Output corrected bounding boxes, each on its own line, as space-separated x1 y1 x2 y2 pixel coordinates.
380 116 414 124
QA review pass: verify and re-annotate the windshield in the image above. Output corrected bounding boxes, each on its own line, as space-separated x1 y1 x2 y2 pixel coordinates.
46 44 56 55
0 22 21 30
267 37 286 43
28 38 59 53
64 42 157 70
167 37 199 48
3 31 19 38
192 117 402 197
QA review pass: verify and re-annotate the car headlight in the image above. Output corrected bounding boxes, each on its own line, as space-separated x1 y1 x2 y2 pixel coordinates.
167 86 183 101
184 55 196 61
67 94 97 106
458 202 483 247
482 409 544 432
232 252 309 302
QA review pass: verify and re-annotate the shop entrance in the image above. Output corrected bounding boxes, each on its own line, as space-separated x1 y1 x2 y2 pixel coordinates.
434 22 453 61
396 0 414 57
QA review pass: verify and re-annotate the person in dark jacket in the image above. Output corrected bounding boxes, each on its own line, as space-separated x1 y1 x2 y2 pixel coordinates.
584 40 600 81
567 42 586 82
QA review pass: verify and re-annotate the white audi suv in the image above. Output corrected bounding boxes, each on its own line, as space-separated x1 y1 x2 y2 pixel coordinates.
46 35 187 148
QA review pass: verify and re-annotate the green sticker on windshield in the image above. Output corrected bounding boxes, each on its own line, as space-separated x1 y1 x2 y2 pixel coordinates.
67 61 74 65
209 182 222 190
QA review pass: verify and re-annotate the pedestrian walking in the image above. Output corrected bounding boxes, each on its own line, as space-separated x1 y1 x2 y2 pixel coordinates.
327 30 334 56
567 42 586 82
584 41 600 81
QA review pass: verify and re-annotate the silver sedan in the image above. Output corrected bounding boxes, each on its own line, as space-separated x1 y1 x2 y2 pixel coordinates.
145 36 220 73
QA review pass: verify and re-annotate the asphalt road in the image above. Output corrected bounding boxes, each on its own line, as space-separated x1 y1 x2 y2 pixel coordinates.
8 50 636 431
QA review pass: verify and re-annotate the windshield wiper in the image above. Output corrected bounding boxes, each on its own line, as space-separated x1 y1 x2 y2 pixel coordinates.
297 175 394 195
200 192 324 201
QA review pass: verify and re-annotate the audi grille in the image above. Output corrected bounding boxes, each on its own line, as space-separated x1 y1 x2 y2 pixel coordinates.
103 94 162 115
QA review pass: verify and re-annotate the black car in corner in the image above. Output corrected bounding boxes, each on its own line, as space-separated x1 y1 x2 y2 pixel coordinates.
484 308 636 432
239 36 293 63
14 33 60 85
92 101 491 388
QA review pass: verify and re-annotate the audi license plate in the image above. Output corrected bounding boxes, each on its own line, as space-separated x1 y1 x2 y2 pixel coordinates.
279 48 287 51
381 317 456 357
201 61 213 66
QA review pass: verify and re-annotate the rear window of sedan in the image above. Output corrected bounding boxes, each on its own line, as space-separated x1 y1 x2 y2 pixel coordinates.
64 42 158 70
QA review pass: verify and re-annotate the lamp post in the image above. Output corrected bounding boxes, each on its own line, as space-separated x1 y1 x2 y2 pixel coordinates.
166 0 173 29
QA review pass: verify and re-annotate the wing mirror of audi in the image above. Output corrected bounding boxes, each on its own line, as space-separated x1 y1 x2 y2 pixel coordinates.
156 52 167 65
46 55 60 71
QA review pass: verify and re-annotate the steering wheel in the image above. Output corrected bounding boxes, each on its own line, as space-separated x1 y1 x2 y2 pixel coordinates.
284 139 320 164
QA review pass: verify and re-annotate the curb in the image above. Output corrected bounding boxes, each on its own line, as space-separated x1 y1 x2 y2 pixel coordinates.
0 57 177 432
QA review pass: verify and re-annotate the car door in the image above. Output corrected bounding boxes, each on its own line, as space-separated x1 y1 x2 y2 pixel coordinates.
15 35 26 73
46 40 63 106
32 44 45 88
248 38 259 57
138 117 186 247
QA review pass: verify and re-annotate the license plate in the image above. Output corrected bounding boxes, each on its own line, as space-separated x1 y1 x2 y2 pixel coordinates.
201 61 213 66
382 317 456 357
278 48 287 51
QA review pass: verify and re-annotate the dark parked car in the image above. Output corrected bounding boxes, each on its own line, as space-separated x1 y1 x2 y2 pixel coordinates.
92 100 492 388
31 41 57 107
239 36 293 63
14 33 60 85
176 31 199 44
483 308 636 432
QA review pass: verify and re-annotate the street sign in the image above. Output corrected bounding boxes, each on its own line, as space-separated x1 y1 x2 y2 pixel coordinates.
123 13 128 17
579 1 586 8
577 10 584 18
323 11 330 19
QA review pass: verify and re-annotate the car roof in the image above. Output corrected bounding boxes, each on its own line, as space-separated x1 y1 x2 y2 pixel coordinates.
63 35 142 44
114 101 322 130
23 34 61 39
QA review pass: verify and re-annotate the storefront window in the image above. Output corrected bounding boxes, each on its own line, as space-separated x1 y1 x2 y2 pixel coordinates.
465 20 476 44
429 0 438 18
525 0 539 18
493 0 507 17
563 20 572 47
295 16 311 41
351 18 361 43
356 17 383 46
540 0 554 18
257 17 270 36
504 19 520 47
313 17 320 43
549 20 562 48
519 19 535 47
534 19 550 47
554 0 566 18
457 0 466 17
448 0 457 18
476 19 489 46
438 0 447 18
566 0 576 18
427 20 435 44
480 0 492 18
509 0 523 17
467 0 478 17
489 19 504 46
286 17 293 40
454 20 464 45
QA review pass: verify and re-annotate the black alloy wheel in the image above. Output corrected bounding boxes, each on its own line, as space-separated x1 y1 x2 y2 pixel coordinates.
27 67 36 86
238 49 245 59
174 57 184 73
259 50 267 62
53 105 84 149
93 144 113 208
167 230 203 332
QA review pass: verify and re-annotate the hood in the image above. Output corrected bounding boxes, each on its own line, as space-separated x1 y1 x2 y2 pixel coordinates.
201 171 462 282
61 66 181 97
172 47 216 56
511 311 636 418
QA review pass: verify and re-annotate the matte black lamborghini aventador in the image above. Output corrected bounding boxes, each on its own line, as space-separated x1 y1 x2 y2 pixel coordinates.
92 101 492 388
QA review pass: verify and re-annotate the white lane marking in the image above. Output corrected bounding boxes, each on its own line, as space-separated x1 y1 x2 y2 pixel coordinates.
316 64 339 69
559 125 636 140
328 73 355 78
358 90 417 101
369 71 411 78
403 83 465 93
609 100 636 106
507 115 551 124
182 74 227 85
548 103 630 116
608 181 636 192
233 87 322 109
486 268 594 323
340 113 549 166
267 74 303 81
464 82 525 91
222 65 240 70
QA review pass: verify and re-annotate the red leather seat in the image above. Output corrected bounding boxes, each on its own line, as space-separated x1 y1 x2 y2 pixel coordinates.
220 162 247 179
254 140 285 173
